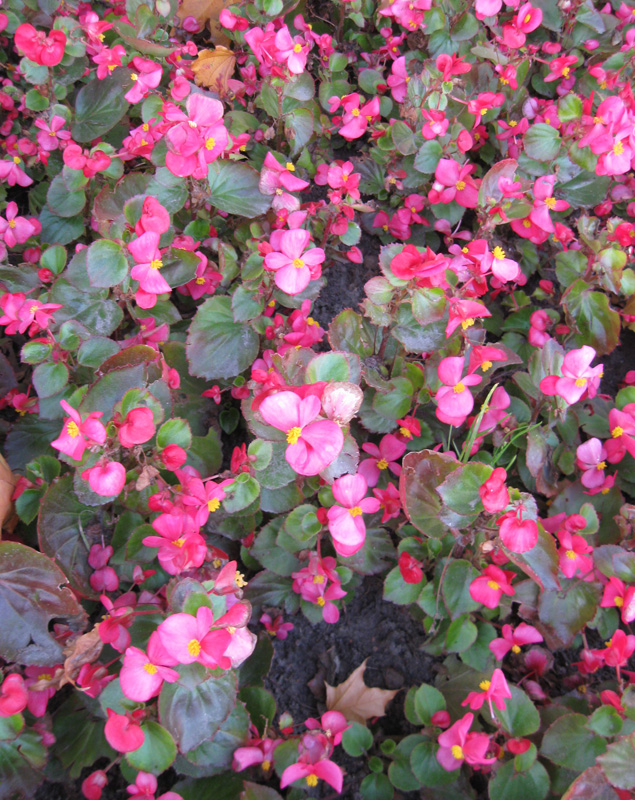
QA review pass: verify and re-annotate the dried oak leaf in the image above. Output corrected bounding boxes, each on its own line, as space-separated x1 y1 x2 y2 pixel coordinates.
176 0 232 46
191 47 236 93
325 660 398 724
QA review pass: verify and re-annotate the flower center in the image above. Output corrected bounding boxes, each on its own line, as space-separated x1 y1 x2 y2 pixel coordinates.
351 108 360 117
492 246 506 260
523 12 531 22
479 680 491 691
262 759 271 771
38 673 52 681
313 574 325 584
195 277 206 285
349 506 363 517
480 108 487 116
615 596 624 607
377 458 389 470
399 426 412 438
454 382 466 393
8 220 15 228
30 305 39 314
275 188 283 195
456 180 466 191
487 580 500 590
316 597 325 607
143 662 158 674
451 745 464 760
523 219 531 228
150 259 163 269
130 73 138 81
575 377 587 388
612 426 624 438
293 43 302 53
187 639 201 656
205 137 216 150
286 426 302 444
481 360 493 371
292 258 305 269
565 549 577 560
66 420 80 438
545 197 556 210
562 67 570 78
597 461 607 470
462 318 475 330
286 162 295 171
509 120 517 127
235 571 248 587
227 626 236 634
614 141 625 156
172 538 185 548
13 156 20 164
511 644 521 654
306 775 318 787
208 498 220 513
142 123 150 131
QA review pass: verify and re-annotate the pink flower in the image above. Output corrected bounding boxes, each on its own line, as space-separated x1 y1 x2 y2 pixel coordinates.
142 509 207 575
51 400 107 461
81 771 108 800
600 630 635 668
280 759 343 792
0 202 39 247
398 552 423 584
104 709 145 753
497 506 538 553
292 555 347 622
479 468 510 513
119 407 156 448
82 460 126 497
436 713 495 771
233 734 281 772
606 405 635 463
14 23 66 66
475 0 502 19
387 56 410 102
527 175 569 234
264 229 325 295
430 159 478 208
470 565 515 608
600 577 635 624
181 477 234 527
489 623 543 660
540 346 603 404
557 530 593 578
358 434 406 487
576 438 608 490
327 474 381 556
259 153 309 211
305 711 350 746
0 673 28 717
259 391 344 476
275 26 309 73
125 58 162 104
338 93 380 140
0 157 32 187
99 594 135 652
435 356 482 427
157 606 232 670
462 668 512 716
260 613 294 640
164 94 228 177
120 632 179 702
373 482 402 523
24 666 59 716
128 232 171 295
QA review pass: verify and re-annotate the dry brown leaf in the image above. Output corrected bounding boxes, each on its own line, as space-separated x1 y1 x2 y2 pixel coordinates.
176 0 232 45
325 660 398 724
191 47 236 93
60 625 103 686
0 452 17 535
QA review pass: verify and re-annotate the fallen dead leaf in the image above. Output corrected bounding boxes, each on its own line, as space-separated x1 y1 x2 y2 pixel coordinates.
191 47 236 94
60 625 103 686
325 660 398 724
176 0 232 46
0 453 17 535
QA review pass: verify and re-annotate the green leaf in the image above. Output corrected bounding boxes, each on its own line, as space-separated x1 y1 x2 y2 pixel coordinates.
49 279 123 336
523 124 561 161
0 541 85 666
442 560 480 619
86 239 129 288
383 566 424 606
32 362 68 399
489 760 550 800
588 706 623 737
597 733 635 790
360 773 394 800
414 140 443 173
562 279 620 356
158 664 237 754
559 173 611 207
186 296 259 380
47 174 86 218
445 616 477 653
410 742 457 787
232 285 264 323
72 72 130 142
495 686 540 737
157 418 192 450
127 721 176 774
538 579 601 648
393 304 447 353
39 207 85 245
558 94 583 122
0 730 48 798
38 476 99 597
413 684 446 725
342 722 373 757
285 107 314 156
541 714 607 771
207 161 272 218
224 474 260 514
388 735 424 791
305 351 361 383
562 765 623 800
400 450 459 537
437 462 491 521
238 687 276 736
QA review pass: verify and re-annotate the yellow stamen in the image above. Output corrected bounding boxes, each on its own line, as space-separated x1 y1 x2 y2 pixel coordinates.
349 506 363 517
597 461 607 470
612 426 624 438
286 162 295 171
492 246 506 260
66 420 80 438
614 141 625 156
313 574 325 584
227 626 236 634
262 759 271 771
306 775 319 787
399 426 412 438
461 318 475 330
235 571 247 588
8 220 15 228
292 258 305 269
456 180 466 191
562 67 570 78
487 580 500 590
172 538 185 548
565 550 577 559
454 382 466 393
286 426 302 444
207 498 220 513
316 597 325 607
351 108 360 117
150 259 163 270
195 277 205 285
575 377 587 388
131 73 138 81
377 458 389 470
293 43 302 53
205 137 216 150
38 673 52 681
451 745 464 760
187 639 201 657
481 360 493 372
143 663 158 674
545 197 556 210
479 680 491 691
511 644 521 654
615 597 624 607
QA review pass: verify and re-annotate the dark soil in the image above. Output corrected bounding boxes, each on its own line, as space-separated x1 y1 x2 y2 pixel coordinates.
266 576 436 798
600 326 635 397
